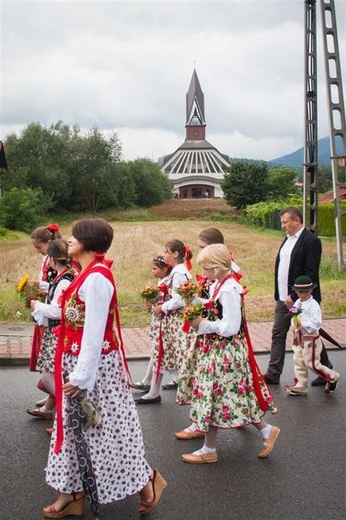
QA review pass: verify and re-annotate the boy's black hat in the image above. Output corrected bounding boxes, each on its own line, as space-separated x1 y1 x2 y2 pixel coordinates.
292 275 317 292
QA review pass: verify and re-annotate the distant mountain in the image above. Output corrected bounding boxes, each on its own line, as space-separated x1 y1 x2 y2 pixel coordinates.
269 136 333 169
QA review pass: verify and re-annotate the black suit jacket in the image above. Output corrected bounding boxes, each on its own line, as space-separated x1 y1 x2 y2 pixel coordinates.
274 228 322 303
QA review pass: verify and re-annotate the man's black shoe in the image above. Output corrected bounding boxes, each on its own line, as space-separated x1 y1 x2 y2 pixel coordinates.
263 374 280 385
311 375 326 386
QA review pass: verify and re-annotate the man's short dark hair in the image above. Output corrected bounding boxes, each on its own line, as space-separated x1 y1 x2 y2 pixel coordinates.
280 206 303 223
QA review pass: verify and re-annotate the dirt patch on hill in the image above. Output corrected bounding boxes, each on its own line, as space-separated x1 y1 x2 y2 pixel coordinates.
148 198 239 219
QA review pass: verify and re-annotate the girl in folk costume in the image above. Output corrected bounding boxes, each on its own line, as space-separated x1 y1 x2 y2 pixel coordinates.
31 224 62 291
135 239 194 405
131 256 173 392
26 240 75 423
176 228 242 435
44 218 167 519
29 224 62 406
181 244 280 464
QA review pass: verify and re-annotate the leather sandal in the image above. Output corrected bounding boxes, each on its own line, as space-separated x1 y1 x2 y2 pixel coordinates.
43 492 85 518
139 469 167 516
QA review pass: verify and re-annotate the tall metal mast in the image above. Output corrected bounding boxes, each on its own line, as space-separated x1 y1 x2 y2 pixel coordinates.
303 0 346 269
320 0 346 269
303 0 318 232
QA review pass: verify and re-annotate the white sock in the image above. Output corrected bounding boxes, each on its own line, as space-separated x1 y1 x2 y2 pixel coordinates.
184 423 197 433
40 405 52 413
192 444 216 456
141 372 163 399
260 425 272 444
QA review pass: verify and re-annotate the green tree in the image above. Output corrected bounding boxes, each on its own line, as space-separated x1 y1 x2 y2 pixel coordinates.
68 127 122 212
222 160 270 209
128 158 172 207
317 164 334 194
0 187 50 231
267 166 299 200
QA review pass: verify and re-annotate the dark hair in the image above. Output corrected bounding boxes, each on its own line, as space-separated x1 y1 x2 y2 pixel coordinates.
153 256 173 274
47 239 72 268
72 218 113 253
31 224 62 243
280 206 303 223
198 227 224 245
165 239 193 263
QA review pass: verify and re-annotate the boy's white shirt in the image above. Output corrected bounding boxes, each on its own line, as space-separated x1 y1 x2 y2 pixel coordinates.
293 295 322 333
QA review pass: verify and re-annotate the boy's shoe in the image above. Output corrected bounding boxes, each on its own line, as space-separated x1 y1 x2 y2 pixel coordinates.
325 379 339 394
284 385 308 396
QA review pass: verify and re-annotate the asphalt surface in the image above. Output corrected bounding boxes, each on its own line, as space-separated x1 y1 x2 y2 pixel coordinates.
1 352 345 520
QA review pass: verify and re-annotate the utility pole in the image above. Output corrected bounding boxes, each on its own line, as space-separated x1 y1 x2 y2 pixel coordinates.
303 0 346 269
320 0 346 269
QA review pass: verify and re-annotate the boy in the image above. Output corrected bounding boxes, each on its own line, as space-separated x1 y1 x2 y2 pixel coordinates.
285 275 340 396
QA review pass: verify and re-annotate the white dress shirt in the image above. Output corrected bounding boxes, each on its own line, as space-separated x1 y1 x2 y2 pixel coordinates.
278 226 304 301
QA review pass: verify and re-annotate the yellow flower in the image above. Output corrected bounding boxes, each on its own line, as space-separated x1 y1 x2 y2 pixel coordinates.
17 274 29 292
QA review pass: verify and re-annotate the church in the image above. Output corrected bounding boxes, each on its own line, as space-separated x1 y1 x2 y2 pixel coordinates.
158 70 230 198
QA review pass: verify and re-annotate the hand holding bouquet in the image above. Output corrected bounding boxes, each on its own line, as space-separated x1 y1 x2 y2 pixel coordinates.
287 306 302 328
175 282 199 303
17 274 47 308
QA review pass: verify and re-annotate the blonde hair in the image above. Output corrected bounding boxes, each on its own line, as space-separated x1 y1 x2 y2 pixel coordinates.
197 244 232 271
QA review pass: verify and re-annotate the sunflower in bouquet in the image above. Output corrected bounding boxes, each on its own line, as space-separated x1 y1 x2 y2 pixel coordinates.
17 274 47 309
140 285 161 303
182 302 203 322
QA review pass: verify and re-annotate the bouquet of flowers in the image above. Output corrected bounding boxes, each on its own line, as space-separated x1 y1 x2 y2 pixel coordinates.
287 306 302 327
175 282 199 301
140 286 161 302
182 303 203 322
17 274 47 308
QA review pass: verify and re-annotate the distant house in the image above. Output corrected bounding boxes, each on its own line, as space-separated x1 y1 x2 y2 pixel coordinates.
158 70 230 198
319 188 346 203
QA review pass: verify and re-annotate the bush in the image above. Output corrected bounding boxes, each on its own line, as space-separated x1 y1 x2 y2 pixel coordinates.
0 226 8 237
318 202 346 237
0 187 50 232
244 197 302 228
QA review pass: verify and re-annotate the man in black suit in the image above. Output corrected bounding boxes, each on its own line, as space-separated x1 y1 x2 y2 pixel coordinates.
264 206 332 385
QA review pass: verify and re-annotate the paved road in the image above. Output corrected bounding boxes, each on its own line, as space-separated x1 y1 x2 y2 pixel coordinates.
1 352 345 520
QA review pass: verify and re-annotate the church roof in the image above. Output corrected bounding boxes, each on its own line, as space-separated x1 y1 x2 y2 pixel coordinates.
186 69 206 125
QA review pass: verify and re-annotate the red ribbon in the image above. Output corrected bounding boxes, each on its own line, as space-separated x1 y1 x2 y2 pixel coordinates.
242 297 273 412
182 320 191 333
46 223 60 233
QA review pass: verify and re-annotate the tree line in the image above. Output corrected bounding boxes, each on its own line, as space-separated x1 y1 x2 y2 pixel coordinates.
0 121 172 230
0 121 334 231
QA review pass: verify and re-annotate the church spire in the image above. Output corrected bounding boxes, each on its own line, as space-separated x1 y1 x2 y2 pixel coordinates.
185 69 206 140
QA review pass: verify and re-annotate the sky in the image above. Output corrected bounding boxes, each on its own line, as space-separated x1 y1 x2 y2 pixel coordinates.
1 0 345 162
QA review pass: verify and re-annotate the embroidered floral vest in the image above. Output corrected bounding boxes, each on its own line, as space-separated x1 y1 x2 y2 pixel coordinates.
61 264 118 356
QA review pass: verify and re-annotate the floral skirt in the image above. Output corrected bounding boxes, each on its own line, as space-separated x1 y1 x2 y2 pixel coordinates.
189 334 277 432
176 331 197 405
46 351 151 503
36 327 57 373
151 311 185 373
